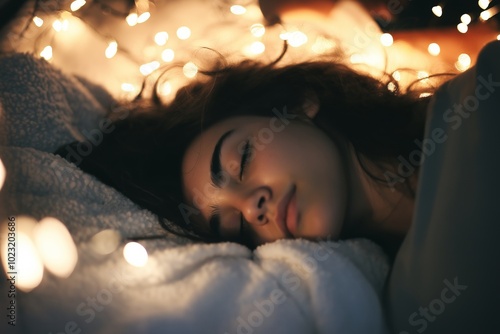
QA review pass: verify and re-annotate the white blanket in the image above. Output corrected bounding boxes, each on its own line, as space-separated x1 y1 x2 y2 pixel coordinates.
0 53 390 334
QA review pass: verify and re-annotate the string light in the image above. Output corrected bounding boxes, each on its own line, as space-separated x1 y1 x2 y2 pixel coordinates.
460 14 472 25
52 19 69 32
33 217 78 278
455 53 472 71
123 242 148 267
137 12 151 24
428 43 441 56
105 40 118 59
250 23 265 37
32 16 44 27
40 46 53 60
154 31 169 46
230 5 247 15
392 70 401 81
161 48 175 62
121 83 137 93
126 13 138 26
478 0 491 10
159 81 172 96
70 0 86 12
417 70 430 79
380 33 394 47
432 5 443 17
89 229 121 255
183 61 198 78
457 22 468 33
287 31 308 47
140 61 160 75
1 216 43 292
176 26 191 40
311 36 335 54
480 6 499 21
387 82 397 92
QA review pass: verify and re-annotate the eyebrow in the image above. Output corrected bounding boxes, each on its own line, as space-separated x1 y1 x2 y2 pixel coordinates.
208 129 235 235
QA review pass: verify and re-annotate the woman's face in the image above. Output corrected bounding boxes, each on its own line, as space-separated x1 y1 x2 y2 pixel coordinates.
181 115 349 246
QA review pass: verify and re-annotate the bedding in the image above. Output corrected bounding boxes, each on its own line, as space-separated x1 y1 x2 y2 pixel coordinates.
385 41 500 333
0 53 390 333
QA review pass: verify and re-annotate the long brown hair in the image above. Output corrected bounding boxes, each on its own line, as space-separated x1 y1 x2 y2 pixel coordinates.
56 54 431 245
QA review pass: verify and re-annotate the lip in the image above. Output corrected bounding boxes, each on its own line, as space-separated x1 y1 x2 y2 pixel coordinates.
276 185 298 237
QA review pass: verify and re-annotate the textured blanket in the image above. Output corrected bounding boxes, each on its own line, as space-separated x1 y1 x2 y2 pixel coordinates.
0 53 390 334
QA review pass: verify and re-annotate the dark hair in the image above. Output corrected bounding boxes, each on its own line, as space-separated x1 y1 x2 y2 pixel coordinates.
56 52 432 246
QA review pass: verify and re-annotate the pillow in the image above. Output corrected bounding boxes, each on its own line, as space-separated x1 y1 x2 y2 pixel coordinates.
0 52 391 334
385 41 500 334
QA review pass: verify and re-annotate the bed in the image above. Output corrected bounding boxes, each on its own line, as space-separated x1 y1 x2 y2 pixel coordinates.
1 1 499 333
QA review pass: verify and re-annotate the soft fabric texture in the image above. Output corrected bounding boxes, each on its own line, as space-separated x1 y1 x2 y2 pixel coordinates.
0 53 390 333
385 41 500 333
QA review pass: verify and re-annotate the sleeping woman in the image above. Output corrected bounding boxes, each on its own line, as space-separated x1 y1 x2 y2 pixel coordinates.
56 56 428 260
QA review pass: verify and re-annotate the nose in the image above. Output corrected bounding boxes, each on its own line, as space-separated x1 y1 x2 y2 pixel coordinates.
240 187 270 226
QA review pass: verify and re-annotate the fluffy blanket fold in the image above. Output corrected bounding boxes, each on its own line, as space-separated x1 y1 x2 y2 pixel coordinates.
0 53 390 334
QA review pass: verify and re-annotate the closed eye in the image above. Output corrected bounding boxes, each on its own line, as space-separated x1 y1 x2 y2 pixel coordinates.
239 139 252 181
239 139 253 237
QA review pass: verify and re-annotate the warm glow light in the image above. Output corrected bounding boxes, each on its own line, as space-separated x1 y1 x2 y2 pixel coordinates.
137 12 151 24
121 83 136 92
250 23 265 37
40 46 53 60
247 41 265 55
478 0 491 10
89 229 121 255
17 232 44 291
461 14 472 25
126 13 138 26
0 158 5 190
417 71 429 79
457 22 468 33
349 54 364 64
380 33 393 47
497 34 500 40
183 61 198 78
428 43 441 56
455 53 472 71
155 31 169 46
432 5 443 17
161 48 175 62
123 242 148 267
287 31 308 47
230 5 247 15
140 61 160 76
480 6 498 21
1 216 43 292
33 16 44 27
105 41 118 59
177 26 191 40
34 217 78 278
392 70 401 81
419 92 432 98
311 36 336 54
52 19 65 32
159 81 172 96
387 82 396 92
70 0 86 12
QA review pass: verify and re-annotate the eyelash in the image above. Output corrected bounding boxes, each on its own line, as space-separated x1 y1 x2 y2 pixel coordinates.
239 139 252 181
239 139 253 237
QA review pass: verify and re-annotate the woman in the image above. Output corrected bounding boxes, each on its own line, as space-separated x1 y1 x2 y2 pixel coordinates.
56 54 432 260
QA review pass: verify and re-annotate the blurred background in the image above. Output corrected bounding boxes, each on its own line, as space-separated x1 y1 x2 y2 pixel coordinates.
1 0 498 98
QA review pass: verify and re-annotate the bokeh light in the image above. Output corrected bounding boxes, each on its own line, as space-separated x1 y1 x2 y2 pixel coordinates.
123 242 148 267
